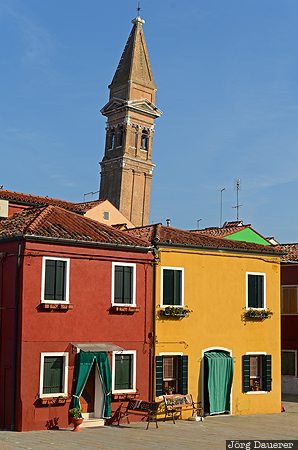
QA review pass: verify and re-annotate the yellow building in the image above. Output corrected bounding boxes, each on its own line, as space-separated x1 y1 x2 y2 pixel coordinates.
128 224 282 416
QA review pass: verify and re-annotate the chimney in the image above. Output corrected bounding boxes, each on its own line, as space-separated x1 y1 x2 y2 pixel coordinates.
166 218 171 227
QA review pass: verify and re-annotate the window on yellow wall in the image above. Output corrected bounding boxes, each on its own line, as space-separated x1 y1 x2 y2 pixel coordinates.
163 356 178 394
242 354 271 393
281 286 298 314
161 267 184 307
246 273 265 309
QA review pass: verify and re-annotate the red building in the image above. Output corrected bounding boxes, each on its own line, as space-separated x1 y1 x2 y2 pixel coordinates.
278 244 298 396
0 206 154 431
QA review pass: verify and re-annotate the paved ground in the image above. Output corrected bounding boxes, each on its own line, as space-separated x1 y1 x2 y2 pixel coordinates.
0 401 297 450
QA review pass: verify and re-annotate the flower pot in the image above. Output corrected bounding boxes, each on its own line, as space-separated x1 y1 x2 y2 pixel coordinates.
71 417 84 432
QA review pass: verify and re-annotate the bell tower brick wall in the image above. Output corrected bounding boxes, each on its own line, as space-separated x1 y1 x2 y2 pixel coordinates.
99 16 161 227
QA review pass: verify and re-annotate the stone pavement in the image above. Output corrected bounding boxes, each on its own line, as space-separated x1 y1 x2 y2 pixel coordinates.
0 402 297 450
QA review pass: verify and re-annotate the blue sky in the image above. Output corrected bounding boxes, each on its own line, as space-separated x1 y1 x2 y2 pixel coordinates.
1 0 298 242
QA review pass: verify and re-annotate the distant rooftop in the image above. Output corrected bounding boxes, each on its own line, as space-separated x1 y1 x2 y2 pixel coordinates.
0 189 102 213
275 243 298 262
126 224 282 255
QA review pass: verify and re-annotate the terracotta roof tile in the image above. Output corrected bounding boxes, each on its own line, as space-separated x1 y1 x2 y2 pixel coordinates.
190 223 271 244
0 206 149 248
275 244 298 262
0 189 84 213
190 226 250 238
126 224 282 255
0 189 105 214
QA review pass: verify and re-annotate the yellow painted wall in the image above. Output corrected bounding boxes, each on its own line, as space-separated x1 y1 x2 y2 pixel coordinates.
155 247 281 416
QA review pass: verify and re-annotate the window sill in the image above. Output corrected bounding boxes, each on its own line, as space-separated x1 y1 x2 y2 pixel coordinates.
245 391 268 395
159 308 190 319
110 306 140 314
112 392 139 401
38 303 73 311
36 396 70 406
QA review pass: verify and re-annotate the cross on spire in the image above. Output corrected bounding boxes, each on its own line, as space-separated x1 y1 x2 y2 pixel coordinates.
137 1 141 16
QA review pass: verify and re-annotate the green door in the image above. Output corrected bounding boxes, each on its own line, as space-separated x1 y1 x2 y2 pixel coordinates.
204 351 233 415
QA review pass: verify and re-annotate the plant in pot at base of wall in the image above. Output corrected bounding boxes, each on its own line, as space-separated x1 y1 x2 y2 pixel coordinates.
69 407 83 432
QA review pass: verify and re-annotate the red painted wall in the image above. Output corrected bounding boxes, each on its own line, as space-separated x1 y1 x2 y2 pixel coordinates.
1 239 154 431
281 264 298 376
0 240 23 430
8 203 30 217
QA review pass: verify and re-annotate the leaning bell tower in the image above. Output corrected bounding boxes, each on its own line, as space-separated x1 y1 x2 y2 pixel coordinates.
99 15 161 227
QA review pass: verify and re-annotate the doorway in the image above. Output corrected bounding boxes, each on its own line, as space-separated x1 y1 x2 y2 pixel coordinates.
203 349 233 415
80 361 105 419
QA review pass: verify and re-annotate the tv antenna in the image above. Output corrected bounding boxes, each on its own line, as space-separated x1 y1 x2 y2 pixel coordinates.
83 190 100 202
219 187 225 227
232 178 242 220
197 218 203 230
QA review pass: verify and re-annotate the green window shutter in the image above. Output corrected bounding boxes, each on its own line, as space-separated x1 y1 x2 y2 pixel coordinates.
248 275 264 308
43 356 63 394
163 270 174 305
55 260 66 301
242 355 250 392
123 266 133 303
44 260 66 301
262 355 272 392
173 271 182 306
114 266 133 304
115 354 132 390
178 355 188 395
114 266 124 303
45 260 56 300
155 356 163 396
163 269 182 306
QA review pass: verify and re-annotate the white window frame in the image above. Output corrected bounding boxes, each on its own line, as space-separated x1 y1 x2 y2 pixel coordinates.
111 262 136 307
281 285 298 315
282 350 297 377
112 350 136 394
246 272 266 310
245 352 268 395
160 266 184 308
41 257 70 304
39 352 68 398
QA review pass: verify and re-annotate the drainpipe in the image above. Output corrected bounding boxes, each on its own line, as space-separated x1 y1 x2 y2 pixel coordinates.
150 247 159 402
11 238 23 431
0 251 7 424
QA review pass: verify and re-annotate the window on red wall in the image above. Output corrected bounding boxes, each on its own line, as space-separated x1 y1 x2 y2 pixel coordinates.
281 286 298 314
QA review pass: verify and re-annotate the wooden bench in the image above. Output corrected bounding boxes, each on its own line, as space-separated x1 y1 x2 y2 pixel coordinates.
116 399 159 429
163 394 203 424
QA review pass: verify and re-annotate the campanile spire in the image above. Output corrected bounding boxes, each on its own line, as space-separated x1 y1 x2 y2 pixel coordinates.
99 15 161 226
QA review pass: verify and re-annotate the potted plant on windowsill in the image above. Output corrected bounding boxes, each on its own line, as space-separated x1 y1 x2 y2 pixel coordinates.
164 386 175 395
251 380 261 391
69 407 83 432
244 308 273 320
160 306 192 318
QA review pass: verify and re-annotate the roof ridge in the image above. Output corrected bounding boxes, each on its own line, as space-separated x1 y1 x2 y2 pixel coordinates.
0 189 76 205
25 205 54 234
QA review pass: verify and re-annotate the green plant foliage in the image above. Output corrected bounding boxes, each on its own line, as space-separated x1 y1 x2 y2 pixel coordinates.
69 407 83 418
244 308 273 320
160 306 192 317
